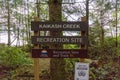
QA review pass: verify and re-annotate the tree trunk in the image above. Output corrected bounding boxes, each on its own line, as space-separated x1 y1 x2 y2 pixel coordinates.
49 0 66 80
115 0 118 47
86 0 89 23
100 10 104 46
7 0 11 46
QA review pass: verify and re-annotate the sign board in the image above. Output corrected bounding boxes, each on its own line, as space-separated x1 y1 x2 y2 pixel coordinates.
31 21 88 31
31 36 87 44
32 49 87 58
74 63 89 80
31 21 88 58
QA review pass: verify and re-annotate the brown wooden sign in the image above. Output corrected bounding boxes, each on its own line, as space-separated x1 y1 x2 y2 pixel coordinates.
31 21 88 31
31 20 88 58
31 36 88 44
32 49 87 58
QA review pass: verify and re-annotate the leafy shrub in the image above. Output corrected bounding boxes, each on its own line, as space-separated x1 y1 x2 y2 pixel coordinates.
0 45 33 79
0 46 32 68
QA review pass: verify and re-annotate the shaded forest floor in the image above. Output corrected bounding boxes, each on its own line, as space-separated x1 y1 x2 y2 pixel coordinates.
0 58 119 80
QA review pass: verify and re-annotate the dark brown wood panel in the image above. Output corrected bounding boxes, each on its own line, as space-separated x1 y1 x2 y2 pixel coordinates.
31 21 88 31
32 49 88 58
31 36 88 44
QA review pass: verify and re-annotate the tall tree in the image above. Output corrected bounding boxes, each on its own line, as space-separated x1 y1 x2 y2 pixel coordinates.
49 0 66 80
115 0 118 47
89 0 117 46
7 0 11 46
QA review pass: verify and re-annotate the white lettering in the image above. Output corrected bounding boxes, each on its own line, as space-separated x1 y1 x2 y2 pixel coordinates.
71 51 79 54
36 37 83 43
36 38 70 43
53 51 70 54
71 38 81 43
39 24 81 29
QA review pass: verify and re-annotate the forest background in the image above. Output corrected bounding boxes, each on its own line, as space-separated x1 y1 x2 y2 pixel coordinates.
0 0 120 80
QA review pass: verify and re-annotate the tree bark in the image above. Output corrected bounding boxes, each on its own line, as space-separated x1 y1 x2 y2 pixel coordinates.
115 0 118 47
49 0 66 80
100 10 104 46
7 0 11 46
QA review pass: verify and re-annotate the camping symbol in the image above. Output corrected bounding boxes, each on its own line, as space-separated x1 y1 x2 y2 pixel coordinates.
78 71 86 77
41 50 48 54
40 50 48 57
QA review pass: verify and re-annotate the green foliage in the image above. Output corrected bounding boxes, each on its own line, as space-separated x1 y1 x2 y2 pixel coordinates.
89 45 118 60
104 2 112 10
0 45 32 68
0 45 33 79
63 44 79 49
89 36 120 79
89 25 101 46
21 44 32 52
65 58 79 72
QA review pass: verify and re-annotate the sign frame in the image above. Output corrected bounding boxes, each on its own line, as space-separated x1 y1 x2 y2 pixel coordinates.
31 21 88 58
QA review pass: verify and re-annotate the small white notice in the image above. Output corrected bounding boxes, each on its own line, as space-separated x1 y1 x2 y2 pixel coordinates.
74 63 89 80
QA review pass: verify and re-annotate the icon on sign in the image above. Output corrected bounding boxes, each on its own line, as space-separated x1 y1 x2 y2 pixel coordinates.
78 71 86 77
41 50 48 54
40 50 48 57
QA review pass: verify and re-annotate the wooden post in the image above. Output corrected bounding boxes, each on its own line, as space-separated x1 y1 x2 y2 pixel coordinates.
34 16 40 80
80 16 87 62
